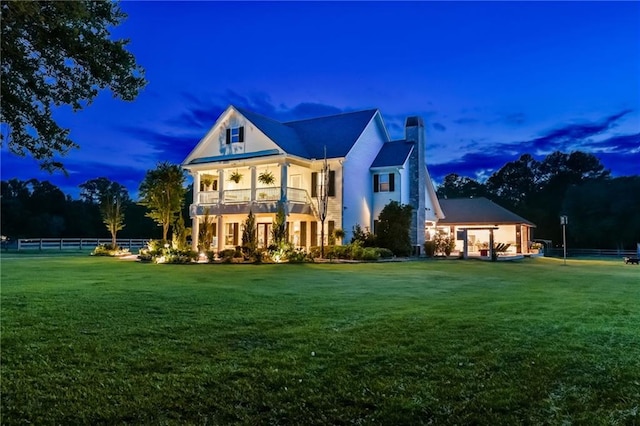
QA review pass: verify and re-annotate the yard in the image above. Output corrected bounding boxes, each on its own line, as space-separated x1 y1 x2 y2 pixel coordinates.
1 255 638 425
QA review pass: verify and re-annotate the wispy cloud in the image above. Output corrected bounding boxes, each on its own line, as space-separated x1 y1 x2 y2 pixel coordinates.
429 109 637 181
454 117 480 125
432 122 446 132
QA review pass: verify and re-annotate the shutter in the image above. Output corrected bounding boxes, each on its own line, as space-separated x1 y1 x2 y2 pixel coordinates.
373 174 379 193
311 172 317 197
328 170 335 196
238 126 244 142
389 173 395 192
310 221 318 246
328 220 335 237
233 223 239 246
212 223 217 237
225 128 231 144
300 222 307 247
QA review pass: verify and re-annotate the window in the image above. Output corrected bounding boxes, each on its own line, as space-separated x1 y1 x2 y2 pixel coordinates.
373 173 395 193
311 171 335 197
225 223 238 246
225 126 244 144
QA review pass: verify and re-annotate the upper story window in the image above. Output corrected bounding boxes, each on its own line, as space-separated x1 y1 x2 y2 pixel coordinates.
373 173 395 193
225 126 244 144
311 171 335 197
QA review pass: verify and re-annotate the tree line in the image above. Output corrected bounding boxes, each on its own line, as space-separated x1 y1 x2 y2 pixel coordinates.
437 151 640 249
1 162 190 243
2 151 639 249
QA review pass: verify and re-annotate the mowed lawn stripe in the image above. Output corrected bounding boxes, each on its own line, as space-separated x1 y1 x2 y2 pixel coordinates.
1 257 638 424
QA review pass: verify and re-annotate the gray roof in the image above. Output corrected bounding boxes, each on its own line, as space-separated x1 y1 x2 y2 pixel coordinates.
438 197 535 226
371 140 414 168
235 106 378 159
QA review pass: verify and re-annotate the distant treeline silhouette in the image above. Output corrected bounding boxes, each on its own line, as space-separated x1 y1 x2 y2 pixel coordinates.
437 151 640 249
2 151 639 249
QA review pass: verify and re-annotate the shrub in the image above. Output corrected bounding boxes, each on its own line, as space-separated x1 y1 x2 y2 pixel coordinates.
156 248 198 264
375 247 394 259
219 249 236 263
351 224 376 247
92 244 130 257
137 248 153 262
360 248 380 261
424 240 436 257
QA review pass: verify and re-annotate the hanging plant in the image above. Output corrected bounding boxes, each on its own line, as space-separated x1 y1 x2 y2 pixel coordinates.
229 170 243 183
201 174 214 188
258 170 275 185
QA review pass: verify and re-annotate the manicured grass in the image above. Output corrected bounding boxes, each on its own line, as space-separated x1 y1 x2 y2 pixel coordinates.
1 256 639 425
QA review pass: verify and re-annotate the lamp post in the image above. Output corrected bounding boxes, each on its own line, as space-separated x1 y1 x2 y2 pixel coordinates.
560 215 568 266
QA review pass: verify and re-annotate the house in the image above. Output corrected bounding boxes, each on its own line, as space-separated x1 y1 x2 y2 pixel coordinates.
182 105 443 253
436 197 537 257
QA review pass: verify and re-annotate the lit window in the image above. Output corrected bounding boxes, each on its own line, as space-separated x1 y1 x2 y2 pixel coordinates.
373 173 394 193
379 174 390 192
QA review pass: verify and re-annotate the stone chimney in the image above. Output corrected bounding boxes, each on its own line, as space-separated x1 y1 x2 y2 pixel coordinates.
405 116 426 252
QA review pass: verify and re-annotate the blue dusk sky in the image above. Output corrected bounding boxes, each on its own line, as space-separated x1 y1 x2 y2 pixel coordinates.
2 1 639 198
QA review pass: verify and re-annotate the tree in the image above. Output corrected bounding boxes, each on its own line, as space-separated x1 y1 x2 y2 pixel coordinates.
271 203 287 247
138 162 187 241
485 154 540 211
375 201 413 256
316 147 330 257
198 208 215 252
242 210 257 256
99 181 129 248
1 1 146 172
436 173 486 199
79 177 115 205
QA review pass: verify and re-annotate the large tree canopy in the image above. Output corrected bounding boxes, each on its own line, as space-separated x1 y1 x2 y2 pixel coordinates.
0 1 146 172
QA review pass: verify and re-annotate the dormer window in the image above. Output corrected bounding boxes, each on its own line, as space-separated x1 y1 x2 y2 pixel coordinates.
226 126 244 144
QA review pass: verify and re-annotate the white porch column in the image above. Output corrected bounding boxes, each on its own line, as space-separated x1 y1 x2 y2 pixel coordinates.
193 172 201 204
218 169 225 202
192 219 199 251
250 166 257 202
217 215 225 253
280 162 289 202
191 172 201 251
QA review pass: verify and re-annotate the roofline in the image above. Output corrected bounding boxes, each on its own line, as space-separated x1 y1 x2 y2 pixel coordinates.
182 105 237 165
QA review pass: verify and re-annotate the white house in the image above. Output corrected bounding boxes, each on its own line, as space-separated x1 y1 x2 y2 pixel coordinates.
182 105 444 253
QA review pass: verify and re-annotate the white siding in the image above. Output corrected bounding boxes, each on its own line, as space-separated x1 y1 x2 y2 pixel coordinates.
184 109 283 163
342 114 388 240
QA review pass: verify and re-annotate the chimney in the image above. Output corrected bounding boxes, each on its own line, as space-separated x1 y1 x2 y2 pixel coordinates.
405 116 426 251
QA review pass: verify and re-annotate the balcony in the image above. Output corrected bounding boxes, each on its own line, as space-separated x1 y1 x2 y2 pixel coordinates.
190 187 316 217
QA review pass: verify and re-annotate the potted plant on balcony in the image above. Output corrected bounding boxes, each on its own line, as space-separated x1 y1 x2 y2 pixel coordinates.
201 174 214 190
258 170 275 185
229 170 243 183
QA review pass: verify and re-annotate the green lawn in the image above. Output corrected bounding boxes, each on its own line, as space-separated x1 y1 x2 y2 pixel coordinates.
1 256 639 425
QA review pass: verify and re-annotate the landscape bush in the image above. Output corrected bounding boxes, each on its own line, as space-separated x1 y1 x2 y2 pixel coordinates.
91 244 130 257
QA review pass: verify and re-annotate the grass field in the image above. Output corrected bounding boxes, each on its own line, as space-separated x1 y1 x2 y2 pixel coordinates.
1 255 639 425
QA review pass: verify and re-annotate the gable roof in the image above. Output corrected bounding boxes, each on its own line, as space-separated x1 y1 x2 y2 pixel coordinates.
235 106 378 160
371 140 414 168
284 109 379 158
438 197 535 226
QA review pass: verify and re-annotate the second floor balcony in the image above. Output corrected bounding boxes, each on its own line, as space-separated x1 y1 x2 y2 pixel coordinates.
190 187 316 217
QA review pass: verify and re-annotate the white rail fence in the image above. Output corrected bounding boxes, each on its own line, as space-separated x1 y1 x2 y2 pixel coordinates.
14 238 149 251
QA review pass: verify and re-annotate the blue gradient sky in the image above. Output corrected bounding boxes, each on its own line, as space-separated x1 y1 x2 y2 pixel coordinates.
2 1 639 198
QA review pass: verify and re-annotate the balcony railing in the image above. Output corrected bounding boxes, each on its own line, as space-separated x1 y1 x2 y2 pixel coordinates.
199 191 219 204
190 187 316 217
